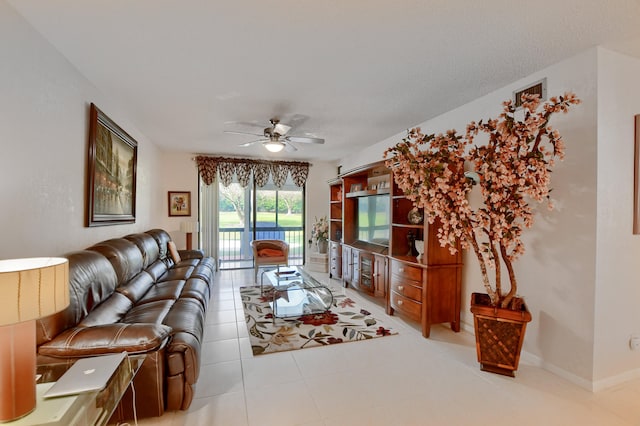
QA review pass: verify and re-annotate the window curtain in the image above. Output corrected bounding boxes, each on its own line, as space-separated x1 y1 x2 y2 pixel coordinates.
200 178 218 266
195 156 310 188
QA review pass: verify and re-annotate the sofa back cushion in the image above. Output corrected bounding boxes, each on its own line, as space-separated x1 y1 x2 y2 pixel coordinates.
89 238 144 285
146 229 173 264
37 250 118 345
125 232 160 269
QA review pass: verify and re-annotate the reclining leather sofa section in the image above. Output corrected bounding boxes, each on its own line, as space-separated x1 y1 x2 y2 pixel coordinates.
35 229 215 420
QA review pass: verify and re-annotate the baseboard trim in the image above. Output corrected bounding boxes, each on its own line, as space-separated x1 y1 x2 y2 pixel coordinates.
461 320 640 392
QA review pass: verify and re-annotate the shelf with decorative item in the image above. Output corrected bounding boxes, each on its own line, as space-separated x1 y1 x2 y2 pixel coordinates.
345 188 390 198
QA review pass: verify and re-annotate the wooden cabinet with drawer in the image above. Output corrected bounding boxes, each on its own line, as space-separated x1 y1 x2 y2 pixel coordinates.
329 241 342 279
387 258 461 338
388 260 423 322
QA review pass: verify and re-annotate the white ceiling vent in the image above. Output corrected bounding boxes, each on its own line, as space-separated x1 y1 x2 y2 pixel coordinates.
513 78 547 108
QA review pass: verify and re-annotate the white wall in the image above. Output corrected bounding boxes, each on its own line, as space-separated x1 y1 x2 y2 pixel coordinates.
342 49 601 386
0 1 162 259
157 151 200 249
593 48 640 387
305 161 338 260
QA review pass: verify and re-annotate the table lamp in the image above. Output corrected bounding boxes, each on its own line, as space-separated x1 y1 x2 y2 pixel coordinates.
0 257 69 422
180 221 200 250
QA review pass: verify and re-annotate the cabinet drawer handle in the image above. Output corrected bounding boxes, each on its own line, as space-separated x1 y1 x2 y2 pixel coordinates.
397 300 404 305
398 268 404 272
397 285 404 291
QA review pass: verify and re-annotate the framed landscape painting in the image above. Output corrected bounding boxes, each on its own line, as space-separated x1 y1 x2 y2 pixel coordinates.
168 191 191 216
86 103 138 227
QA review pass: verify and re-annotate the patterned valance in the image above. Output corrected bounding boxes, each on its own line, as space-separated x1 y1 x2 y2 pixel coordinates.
195 156 310 188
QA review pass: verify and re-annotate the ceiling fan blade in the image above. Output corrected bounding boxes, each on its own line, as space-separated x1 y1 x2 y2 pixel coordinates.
284 142 298 152
224 130 264 137
285 136 325 144
273 122 292 136
238 139 266 147
224 121 265 130
285 114 309 130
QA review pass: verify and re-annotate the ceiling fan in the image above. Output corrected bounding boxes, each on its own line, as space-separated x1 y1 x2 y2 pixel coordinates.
224 118 325 153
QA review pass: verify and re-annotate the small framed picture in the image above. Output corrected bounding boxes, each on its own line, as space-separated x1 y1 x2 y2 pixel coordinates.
168 191 191 216
350 183 362 192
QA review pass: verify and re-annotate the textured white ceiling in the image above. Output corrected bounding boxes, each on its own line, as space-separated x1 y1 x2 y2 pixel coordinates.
8 0 640 162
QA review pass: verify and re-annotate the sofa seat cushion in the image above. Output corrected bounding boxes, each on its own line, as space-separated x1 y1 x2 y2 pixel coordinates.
137 280 185 305
38 323 171 357
145 260 169 282
122 300 174 324
175 258 200 268
163 298 205 341
160 266 195 282
79 293 133 327
179 278 210 309
116 271 155 303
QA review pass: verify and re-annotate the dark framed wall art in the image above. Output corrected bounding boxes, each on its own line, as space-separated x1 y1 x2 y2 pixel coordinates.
634 115 640 234
168 191 191 216
86 103 138 227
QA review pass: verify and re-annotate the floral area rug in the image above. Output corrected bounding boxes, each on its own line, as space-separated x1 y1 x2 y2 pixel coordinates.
240 285 397 356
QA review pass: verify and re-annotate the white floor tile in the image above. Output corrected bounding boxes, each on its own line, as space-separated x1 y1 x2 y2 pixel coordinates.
241 352 302 389
206 309 237 325
177 392 248 426
201 339 241 365
142 269 640 426
193 360 243 398
203 322 240 342
244 380 321 426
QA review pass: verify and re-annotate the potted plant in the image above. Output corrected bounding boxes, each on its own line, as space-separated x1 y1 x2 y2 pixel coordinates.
384 92 580 376
309 215 329 254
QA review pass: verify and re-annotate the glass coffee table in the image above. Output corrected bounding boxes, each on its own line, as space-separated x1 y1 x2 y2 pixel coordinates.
265 267 333 323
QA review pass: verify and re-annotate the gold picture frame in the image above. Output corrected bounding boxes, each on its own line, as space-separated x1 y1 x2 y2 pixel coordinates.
86 103 137 227
168 191 191 216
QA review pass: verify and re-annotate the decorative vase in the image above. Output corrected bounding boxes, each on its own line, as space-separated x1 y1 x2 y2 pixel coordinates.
470 292 532 377
414 239 424 262
317 239 328 254
406 231 419 257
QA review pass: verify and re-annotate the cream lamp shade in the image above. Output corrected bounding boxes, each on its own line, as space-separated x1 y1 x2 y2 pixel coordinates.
0 257 69 326
179 221 200 233
0 257 69 421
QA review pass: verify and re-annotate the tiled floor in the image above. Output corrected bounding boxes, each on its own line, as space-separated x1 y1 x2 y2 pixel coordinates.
134 269 640 426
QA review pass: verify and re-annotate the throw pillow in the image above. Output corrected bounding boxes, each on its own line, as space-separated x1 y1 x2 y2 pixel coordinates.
258 248 284 257
167 241 182 263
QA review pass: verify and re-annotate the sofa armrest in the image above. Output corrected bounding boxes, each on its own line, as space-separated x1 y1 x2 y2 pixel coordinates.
38 323 171 357
178 249 204 260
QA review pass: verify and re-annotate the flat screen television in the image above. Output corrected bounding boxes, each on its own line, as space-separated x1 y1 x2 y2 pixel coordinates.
357 195 390 246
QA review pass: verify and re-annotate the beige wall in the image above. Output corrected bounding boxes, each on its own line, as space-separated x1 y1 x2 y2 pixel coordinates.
0 2 162 259
594 48 640 386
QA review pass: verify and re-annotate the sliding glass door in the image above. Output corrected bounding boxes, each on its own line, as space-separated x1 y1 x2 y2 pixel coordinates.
216 176 305 270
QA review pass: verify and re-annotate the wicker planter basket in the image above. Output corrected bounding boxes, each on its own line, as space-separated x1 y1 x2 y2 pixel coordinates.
470 292 532 377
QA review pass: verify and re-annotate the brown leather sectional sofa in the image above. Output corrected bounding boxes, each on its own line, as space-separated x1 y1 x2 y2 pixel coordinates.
35 229 215 420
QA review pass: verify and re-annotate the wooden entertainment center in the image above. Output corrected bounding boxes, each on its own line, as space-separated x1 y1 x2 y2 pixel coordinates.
329 161 463 338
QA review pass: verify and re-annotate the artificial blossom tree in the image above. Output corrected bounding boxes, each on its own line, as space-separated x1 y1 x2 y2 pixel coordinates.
384 92 580 309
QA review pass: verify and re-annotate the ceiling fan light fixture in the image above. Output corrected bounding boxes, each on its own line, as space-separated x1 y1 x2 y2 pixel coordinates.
263 140 285 152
